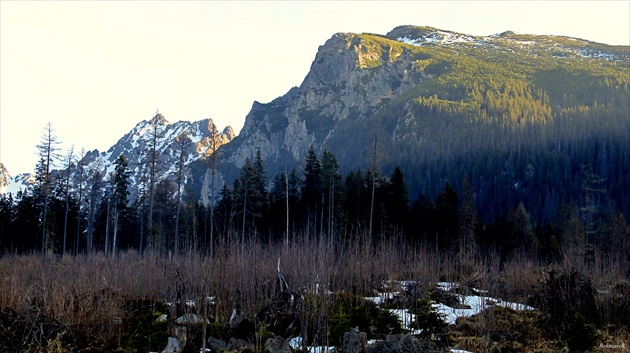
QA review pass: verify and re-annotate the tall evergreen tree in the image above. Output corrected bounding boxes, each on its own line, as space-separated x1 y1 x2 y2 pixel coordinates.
385 166 410 230
508 202 534 253
252 150 269 226
435 181 459 249
301 147 322 239
0 193 13 250
321 150 342 245
234 156 268 245
110 154 131 256
215 183 235 240
86 164 104 253
344 169 368 232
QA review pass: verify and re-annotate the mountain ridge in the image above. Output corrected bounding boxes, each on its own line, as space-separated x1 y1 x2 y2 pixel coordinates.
194 25 629 221
1 115 235 198
2 25 628 222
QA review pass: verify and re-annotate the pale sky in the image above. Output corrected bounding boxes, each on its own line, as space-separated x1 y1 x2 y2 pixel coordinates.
1 1 629 175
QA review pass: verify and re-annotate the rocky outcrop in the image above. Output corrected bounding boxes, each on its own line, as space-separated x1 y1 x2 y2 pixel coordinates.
209 31 427 186
77 113 233 203
198 24 629 215
341 327 367 353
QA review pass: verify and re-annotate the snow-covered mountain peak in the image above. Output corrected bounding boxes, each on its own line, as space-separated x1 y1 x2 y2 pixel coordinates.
0 162 34 195
1 114 236 205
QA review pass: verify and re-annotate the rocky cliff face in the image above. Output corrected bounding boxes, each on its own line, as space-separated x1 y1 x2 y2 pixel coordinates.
0 163 10 194
213 30 429 181
1 114 235 202
199 25 628 207
79 114 234 201
0 162 35 195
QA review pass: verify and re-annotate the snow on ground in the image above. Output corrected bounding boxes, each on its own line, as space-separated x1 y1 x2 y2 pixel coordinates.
388 308 422 335
364 292 394 306
180 281 532 353
433 294 534 325
370 281 535 327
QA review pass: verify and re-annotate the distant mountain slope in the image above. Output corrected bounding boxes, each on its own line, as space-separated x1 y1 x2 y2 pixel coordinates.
5 25 627 222
0 163 34 195
199 25 629 221
78 113 234 200
1 114 234 203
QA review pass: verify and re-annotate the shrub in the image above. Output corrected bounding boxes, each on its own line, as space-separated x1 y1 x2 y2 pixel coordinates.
408 297 452 348
562 311 600 352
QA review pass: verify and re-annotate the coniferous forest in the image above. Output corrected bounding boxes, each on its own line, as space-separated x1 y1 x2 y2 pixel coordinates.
1 138 629 352
2 141 629 264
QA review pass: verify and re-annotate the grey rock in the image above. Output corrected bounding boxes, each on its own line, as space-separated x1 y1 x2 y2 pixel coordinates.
161 336 181 353
341 328 367 353
264 336 293 353
206 337 227 351
228 337 252 351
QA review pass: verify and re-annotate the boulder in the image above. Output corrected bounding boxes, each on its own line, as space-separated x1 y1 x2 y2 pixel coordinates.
161 337 181 353
176 313 209 325
341 327 367 353
367 334 438 353
228 337 252 351
264 336 293 353
206 337 227 351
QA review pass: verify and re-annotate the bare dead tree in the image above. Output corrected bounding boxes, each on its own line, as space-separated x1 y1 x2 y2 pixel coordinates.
74 148 86 255
174 133 190 255
147 112 165 253
209 124 221 255
36 122 61 256
369 133 377 240
61 145 74 256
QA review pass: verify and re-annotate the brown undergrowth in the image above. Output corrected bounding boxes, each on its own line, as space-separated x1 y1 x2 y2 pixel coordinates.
0 236 627 352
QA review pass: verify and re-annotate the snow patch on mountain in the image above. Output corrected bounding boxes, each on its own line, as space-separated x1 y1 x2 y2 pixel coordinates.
393 26 628 63
396 29 480 46
76 114 234 202
1 114 235 205
1 172 35 196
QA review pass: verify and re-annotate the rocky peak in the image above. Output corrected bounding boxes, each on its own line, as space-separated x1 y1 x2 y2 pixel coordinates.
216 30 426 176
74 114 234 202
0 163 9 191
150 112 169 126
223 126 235 140
0 163 34 195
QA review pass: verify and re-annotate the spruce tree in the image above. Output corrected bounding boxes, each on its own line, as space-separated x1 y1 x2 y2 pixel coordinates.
301 147 322 240
386 166 410 229
110 154 130 256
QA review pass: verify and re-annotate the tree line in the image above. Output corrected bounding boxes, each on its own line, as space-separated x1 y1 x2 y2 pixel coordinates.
1 127 628 272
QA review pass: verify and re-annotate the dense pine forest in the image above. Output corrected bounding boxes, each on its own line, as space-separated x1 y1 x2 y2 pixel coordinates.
2 142 629 265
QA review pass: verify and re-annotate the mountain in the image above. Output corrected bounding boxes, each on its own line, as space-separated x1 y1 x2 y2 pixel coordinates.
1 114 234 202
3 25 627 223
78 113 234 200
0 163 34 195
197 25 629 222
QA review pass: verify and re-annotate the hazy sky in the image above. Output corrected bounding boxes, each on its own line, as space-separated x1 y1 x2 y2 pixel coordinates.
1 1 629 175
